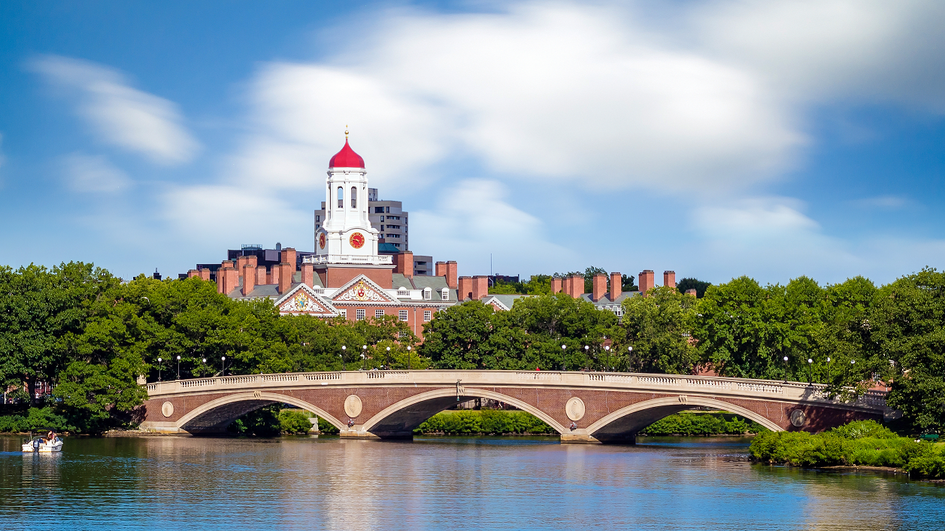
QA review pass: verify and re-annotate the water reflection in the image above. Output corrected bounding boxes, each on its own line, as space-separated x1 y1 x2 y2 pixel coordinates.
0 435 942 530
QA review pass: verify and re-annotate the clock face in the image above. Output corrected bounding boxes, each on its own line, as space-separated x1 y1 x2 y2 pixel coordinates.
349 232 365 249
318 232 326 249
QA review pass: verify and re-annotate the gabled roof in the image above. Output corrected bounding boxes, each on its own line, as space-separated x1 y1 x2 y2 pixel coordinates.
482 294 529 311
332 274 400 305
579 291 641 306
276 284 339 317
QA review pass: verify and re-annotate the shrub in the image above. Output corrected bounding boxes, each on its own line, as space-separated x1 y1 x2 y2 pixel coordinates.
317 417 340 434
414 410 554 435
279 410 314 434
641 412 764 436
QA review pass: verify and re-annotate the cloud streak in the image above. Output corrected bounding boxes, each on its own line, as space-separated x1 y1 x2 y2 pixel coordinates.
31 55 200 165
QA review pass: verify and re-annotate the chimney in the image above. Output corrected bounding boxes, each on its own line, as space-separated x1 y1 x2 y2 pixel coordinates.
302 263 314 288
278 262 292 294
445 261 458 289
218 264 238 295
394 251 414 278
256 265 267 286
281 248 297 271
458 276 473 301
435 262 446 277
472 276 489 300
246 255 258 269
217 262 232 293
663 270 676 289
592 274 607 302
685 288 697 297
236 255 249 272
610 272 621 301
551 277 563 294
198 268 211 281
269 265 279 286
639 270 654 296
242 264 255 296
570 274 584 298
187 269 199 279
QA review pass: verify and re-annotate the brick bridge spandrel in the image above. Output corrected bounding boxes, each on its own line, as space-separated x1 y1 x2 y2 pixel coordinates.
140 370 890 443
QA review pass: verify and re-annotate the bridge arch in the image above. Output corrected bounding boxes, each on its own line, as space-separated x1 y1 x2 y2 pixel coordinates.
361 388 569 437
176 392 346 434
585 396 783 442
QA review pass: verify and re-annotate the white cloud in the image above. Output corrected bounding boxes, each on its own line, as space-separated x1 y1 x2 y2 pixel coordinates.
62 153 130 193
695 0 945 110
234 2 804 195
849 195 913 210
162 185 311 248
31 55 200 164
411 179 572 275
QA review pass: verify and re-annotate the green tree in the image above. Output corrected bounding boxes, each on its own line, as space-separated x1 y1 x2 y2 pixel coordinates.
621 286 699 373
420 301 498 369
869 268 945 433
0 262 117 402
676 278 711 298
694 277 773 379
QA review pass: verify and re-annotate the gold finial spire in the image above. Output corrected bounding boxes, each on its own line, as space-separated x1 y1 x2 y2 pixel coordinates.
345 125 349 139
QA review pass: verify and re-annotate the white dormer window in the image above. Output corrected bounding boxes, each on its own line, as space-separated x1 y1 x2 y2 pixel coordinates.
441 288 449 301
423 287 432 300
397 287 409 297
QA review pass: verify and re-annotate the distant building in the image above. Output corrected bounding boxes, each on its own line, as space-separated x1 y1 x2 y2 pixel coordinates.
315 187 409 251
185 136 459 338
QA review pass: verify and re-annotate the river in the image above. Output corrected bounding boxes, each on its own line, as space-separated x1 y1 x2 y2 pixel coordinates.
1 435 943 530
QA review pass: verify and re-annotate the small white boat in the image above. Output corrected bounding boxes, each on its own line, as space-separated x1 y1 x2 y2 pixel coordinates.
22 437 63 453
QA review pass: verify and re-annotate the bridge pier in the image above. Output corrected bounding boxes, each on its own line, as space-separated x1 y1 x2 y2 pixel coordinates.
559 429 604 444
338 426 381 440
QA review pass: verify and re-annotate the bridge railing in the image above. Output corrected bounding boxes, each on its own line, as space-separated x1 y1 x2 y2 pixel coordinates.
145 370 887 411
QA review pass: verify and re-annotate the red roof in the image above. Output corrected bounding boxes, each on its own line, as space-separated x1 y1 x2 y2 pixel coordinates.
329 139 365 168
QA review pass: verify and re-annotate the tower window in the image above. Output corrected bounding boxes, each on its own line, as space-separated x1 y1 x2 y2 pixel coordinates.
337 187 343 208
351 186 357 208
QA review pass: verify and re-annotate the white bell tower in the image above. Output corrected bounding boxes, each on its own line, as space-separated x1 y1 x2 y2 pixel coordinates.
313 132 386 265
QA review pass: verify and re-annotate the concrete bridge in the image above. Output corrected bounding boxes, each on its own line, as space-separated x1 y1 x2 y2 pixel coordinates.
140 370 889 443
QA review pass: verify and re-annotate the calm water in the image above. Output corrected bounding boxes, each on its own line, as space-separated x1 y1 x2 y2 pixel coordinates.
1 435 943 530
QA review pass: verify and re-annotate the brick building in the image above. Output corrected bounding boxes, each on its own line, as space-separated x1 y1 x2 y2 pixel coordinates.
186 136 459 337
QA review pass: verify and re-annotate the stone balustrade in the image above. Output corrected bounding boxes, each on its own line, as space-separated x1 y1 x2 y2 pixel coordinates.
146 369 887 411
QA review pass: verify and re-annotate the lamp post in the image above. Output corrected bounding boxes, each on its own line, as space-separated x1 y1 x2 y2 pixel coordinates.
386 346 391 369
157 357 162 382
561 344 567 371
176 355 181 380
584 345 590 371
807 358 813 384
362 345 367 370
341 345 346 371
783 355 789 382
221 356 226 376
827 357 832 383
407 346 412 370
604 345 611 372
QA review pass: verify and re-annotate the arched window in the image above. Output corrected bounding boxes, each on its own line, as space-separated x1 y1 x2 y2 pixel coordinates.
337 186 344 208
351 186 357 208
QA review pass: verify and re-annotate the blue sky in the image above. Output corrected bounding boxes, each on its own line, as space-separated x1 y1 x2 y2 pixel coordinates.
1 0 944 286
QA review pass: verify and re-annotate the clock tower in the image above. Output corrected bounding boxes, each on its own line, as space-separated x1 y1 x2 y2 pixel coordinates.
313 133 386 265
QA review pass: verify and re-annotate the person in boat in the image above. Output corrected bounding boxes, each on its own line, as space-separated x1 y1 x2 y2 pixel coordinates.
47 430 56 443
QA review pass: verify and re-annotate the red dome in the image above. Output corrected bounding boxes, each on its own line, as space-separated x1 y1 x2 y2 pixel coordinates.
329 139 365 168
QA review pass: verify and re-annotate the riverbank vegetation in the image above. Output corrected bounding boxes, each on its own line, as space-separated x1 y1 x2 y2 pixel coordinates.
2 261 944 438
639 412 764 436
750 421 945 479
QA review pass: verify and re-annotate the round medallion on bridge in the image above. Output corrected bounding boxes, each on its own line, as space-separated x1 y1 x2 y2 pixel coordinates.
790 409 807 428
565 397 585 422
344 395 363 418
161 401 174 418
